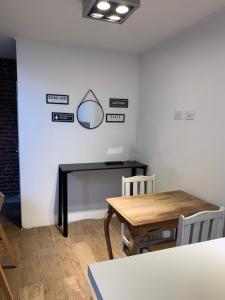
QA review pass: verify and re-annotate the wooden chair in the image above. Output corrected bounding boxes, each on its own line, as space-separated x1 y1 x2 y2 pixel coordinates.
0 265 14 300
121 175 174 253
176 207 225 246
0 192 16 300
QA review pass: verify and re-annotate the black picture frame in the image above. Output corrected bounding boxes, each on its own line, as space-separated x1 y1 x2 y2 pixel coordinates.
109 98 128 108
46 94 69 105
52 112 74 122
106 114 125 123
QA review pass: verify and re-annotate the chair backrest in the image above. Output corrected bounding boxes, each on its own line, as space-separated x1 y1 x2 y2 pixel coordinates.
0 192 4 212
122 175 156 197
176 207 225 246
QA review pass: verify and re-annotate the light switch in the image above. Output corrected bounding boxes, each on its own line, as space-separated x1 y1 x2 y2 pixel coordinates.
174 111 182 120
184 111 195 120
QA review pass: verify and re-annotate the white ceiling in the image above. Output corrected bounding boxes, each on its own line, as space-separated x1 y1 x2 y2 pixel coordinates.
1 0 225 57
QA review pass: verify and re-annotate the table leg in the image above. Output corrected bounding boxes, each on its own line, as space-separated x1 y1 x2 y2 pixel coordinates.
131 167 136 176
143 166 148 176
104 206 114 260
128 234 142 256
62 172 68 237
58 168 62 226
143 166 148 193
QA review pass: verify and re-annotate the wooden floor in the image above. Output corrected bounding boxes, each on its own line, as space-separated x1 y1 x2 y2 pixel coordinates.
0 218 175 300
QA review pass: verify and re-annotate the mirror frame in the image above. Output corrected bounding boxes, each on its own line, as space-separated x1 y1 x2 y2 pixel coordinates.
76 99 104 130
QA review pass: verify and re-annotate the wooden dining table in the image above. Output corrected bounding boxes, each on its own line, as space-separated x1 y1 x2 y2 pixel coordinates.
104 190 218 259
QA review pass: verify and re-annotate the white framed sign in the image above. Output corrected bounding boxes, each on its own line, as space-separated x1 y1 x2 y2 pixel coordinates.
106 114 125 123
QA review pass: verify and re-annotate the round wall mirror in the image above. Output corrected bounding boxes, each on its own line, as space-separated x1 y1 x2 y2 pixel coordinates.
77 99 104 129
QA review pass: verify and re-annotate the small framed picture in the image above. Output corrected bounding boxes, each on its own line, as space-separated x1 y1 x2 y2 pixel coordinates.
109 98 128 108
106 114 125 123
46 94 69 105
52 112 74 123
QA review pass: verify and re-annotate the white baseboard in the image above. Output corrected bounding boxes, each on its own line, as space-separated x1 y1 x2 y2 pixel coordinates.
67 208 107 223
23 208 109 229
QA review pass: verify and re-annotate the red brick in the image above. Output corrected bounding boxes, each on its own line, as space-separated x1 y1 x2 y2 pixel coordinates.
0 59 19 196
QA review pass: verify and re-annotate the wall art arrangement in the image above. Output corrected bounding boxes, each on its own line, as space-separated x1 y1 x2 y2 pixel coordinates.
107 98 128 123
46 92 129 126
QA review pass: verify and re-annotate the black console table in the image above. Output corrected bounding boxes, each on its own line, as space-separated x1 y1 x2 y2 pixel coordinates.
58 161 148 237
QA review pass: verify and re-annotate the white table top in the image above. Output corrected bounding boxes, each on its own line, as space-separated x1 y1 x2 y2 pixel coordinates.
88 238 225 300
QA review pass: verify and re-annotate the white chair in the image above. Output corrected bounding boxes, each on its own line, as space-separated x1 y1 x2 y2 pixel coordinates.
122 175 156 198
176 207 225 246
121 175 155 251
121 175 173 253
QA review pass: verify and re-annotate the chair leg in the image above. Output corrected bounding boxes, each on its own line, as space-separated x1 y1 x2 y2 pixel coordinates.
0 264 14 300
121 223 126 250
0 222 17 267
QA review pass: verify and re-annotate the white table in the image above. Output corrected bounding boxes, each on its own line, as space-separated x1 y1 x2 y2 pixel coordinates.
88 238 225 300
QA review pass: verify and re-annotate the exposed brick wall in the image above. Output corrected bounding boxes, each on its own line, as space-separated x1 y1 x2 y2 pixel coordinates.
0 59 19 196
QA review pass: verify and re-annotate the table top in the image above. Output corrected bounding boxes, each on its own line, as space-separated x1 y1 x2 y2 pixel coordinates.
106 190 218 226
59 161 148 173
89 238 225 300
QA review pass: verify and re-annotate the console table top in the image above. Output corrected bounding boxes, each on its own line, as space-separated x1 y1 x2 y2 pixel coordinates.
59 161 148 173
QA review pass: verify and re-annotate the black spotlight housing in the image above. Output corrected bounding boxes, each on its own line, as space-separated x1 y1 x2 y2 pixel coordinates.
83 0 140 24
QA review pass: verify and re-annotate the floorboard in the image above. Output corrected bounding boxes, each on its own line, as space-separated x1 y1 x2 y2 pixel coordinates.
0 217 176 299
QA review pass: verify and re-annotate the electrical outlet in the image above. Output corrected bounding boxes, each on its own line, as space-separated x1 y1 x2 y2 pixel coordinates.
174 111 182 120
184 111 195 120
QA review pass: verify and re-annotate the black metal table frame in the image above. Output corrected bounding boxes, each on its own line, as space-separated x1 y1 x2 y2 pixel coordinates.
58 161 148 237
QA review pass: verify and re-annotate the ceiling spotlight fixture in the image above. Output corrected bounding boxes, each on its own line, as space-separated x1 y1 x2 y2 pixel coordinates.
91 12 104 18
97 1 111 11
116 5 129 14
108 15 121 21
82 0 140 24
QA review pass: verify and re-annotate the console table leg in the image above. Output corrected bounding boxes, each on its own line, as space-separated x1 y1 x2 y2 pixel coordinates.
104 206 114 260
143 167 148 176
58 168 62 226
143 167 148 193
131 167 136 176
62 172 68 237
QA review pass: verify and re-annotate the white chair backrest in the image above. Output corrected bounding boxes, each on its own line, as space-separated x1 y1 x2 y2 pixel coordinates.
122 175 156 197
176 207 225 246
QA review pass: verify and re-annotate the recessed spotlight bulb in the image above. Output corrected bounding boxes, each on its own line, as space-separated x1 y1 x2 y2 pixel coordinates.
116 5 129 14
97 1 111 11
108 15 121 21
91 13 104 18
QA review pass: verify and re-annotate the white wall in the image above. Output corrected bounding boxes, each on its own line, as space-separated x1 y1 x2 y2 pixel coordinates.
137 10 225 207
16 39 140 228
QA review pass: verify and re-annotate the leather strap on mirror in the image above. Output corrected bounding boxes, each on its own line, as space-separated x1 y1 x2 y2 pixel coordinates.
81 89 101 105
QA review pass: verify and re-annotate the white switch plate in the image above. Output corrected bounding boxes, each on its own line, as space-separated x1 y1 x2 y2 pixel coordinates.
174 111 182 120
184 111 195 120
